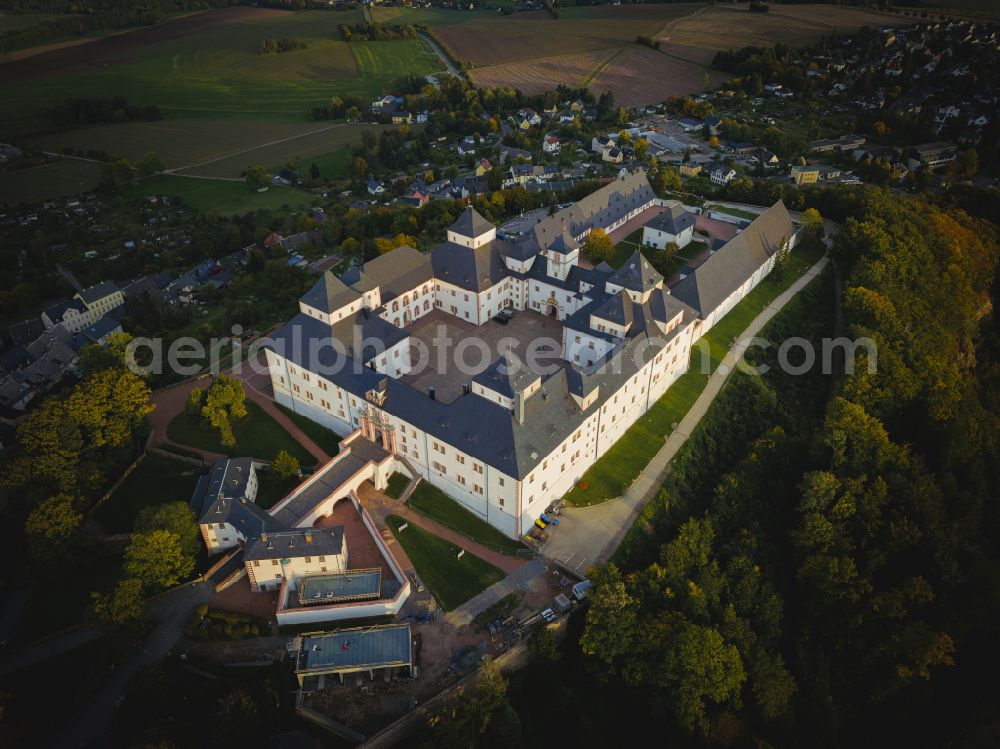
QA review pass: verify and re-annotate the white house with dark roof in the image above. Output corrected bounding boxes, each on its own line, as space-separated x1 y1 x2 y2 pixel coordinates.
641 202 696 249
262 173 799 539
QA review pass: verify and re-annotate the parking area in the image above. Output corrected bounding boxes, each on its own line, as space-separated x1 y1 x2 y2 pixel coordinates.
400 308 565 404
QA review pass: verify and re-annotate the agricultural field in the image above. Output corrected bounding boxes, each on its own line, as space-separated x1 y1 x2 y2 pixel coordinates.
399 3 902 106
432 5 698 67
0 158 101 206
120 174 315 216
0 6 441 135
661 4 901 54
28 119 383 178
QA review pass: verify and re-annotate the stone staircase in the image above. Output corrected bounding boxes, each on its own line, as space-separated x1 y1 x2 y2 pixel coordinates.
395 455 423 503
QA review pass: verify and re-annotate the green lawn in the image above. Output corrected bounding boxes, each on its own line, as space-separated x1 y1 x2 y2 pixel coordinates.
93 453 205 533
349 39 440 78
406 482 527 556
285 145 351 180
609 227 707 278
166 400 315 464
564 242 826 506
387 515 504 611
122 175 315 216
254 470 298 510
384 472 409 500
273 402 342 456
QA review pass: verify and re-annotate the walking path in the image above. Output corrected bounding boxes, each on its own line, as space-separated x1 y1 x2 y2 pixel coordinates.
444 558 547 627
358 484 525 575
0 622 103 676
541 254 830 574
50 553 244 749
418 32 460 77
147 353 331 466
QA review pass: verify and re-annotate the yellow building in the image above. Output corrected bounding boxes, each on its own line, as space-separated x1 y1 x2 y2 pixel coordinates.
679 163 702 177
790 165 819 185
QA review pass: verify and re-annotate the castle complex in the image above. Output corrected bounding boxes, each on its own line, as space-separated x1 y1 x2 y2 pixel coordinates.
264 171 797 539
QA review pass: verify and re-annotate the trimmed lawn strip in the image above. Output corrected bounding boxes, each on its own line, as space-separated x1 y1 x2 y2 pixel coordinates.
564 243 825 506
406 482 527 556
385 472 409 500
387 514 503 611
93 453 205 533
706 203 760 221
273 401 342 456
166 400 315 465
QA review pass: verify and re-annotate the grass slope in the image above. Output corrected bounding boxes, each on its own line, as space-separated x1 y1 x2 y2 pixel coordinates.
166 399 315 464
0 158 102 205
273 402 342 456
93 453 204 533
565 242 826 506
406 482 526 556
387 514 503 611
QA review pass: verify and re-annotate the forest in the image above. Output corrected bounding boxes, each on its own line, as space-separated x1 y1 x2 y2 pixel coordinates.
422 187 1000 748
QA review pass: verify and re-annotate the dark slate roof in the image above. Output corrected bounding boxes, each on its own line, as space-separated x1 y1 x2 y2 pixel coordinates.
43 300 85 324
8 318 44 346
671 200 793 318
449 206 494 239
548 230 579 256
590 291 633 327
302 271 361 313
197 458 279 540
472 353 540 398
431 242 507 293
607 251 664 294
76 280 120 305
244 526 345 562
79 316 122 343
644 202 696 236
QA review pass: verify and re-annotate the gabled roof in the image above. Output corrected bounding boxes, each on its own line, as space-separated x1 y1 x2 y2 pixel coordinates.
473 352 539 398
301 271 361 314
76 280 120 305
590 291 633 328
644 202 696 236
244 526 345 562
431 242 506 293
670 200 793 318
196 458 279 540
449 206 494 239
547 230 579 256
607 251 663 294
343 245 433 302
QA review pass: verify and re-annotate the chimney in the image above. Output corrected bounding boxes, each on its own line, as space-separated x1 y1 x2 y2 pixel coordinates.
462 382 471 395
305 532 313 543
428 386 436 401
514 390 526 424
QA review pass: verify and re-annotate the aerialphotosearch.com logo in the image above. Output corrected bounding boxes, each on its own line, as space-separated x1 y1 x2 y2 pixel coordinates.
123 324 878 381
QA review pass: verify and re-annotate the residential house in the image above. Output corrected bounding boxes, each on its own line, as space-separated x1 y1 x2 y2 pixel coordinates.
543 135 561 154
367 178 386 196
707 162 737 185
679 163 702 178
